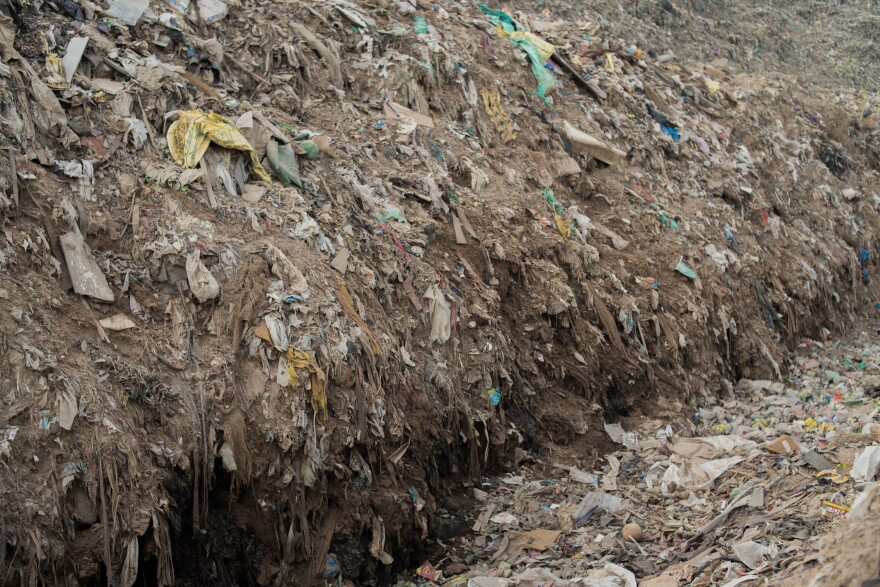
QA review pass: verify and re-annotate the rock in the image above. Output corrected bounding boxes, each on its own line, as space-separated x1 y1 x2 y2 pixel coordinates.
99 314 137 331
555 154 581 177
622 522 643 542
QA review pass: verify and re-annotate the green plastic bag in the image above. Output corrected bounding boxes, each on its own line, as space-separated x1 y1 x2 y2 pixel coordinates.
675 260 698 280
266 139 301 188
296 140 320 161
478 4 557 103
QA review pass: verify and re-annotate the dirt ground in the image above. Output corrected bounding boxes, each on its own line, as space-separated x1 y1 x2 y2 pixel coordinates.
431 331 880 586
0 0 879 585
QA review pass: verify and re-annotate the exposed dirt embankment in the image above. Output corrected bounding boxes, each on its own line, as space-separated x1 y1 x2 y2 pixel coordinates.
0 0 878 584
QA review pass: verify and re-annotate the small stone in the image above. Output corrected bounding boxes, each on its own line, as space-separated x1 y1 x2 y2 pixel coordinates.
622 522 643 542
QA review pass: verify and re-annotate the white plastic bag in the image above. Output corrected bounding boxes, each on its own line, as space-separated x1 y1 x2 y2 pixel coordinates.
186 250 219 302
424 284 451 343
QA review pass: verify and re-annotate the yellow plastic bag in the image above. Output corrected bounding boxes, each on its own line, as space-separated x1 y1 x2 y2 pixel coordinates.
42 35 66 90
480 88 516 143
336 276 382 356
554 213 572 244
166 109 271 183
287 348 328 422
705 78 720 95
45 54 67 89
604 53 616 75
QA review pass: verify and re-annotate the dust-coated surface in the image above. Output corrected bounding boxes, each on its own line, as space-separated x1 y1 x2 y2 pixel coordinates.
0 0 878 584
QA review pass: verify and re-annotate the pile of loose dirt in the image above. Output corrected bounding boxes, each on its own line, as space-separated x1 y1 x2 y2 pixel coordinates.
0 0 878 584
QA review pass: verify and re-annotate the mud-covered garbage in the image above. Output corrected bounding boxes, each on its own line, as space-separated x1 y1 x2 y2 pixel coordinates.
1 0 880 584
409 335 880 586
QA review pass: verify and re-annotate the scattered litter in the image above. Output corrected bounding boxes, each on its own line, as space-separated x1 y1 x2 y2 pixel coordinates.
0 0 878 585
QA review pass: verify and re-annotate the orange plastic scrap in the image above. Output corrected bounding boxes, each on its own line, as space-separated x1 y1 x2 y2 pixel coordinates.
287 348 328 422
335 276 382 356
416 561 442 581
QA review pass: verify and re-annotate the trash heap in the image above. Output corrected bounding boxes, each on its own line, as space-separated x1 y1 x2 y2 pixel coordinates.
0 0 878 584
420 332 880 586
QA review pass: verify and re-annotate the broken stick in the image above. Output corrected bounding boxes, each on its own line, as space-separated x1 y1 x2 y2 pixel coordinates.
551 52 607 101
8 147 18 210
291 22 343 88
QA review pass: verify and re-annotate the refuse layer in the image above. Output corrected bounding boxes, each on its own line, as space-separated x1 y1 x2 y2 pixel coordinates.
0 0 879 585
418 332 880 586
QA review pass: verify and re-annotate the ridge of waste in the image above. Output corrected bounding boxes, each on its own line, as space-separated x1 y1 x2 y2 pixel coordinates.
0 0 878 584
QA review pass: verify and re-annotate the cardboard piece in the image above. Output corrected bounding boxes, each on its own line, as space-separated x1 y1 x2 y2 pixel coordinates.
253 322 272 343
384 102 435 129
330 249 350 274
562 120 626 165
62 37 89 83
99 314 137 331
490 529 562 563
452 215 467 244
802 450 834 471
472 504 495 533
766 435 800 455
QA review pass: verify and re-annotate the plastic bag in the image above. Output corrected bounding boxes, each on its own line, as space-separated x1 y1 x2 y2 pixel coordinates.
853 446 880 482
478 4 557 103
166 109 271 183
266 139 301 187
424 284 451 343
186 249 219 302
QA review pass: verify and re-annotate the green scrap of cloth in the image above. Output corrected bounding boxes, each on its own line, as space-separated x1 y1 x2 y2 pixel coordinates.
542 188 565 216
376 208 407 224
477 3 518 31
413 15 429 34
542 189 574 244
508 32 557 103
266 140 301 188
660 215 679 231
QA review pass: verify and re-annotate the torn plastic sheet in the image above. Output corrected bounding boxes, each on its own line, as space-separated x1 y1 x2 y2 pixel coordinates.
55 159 95 201
662 455 745 492
733 540 776 570
573 491 630 525
185 249 220 302
571 563 637 587
263 314 289 352
670 436 758 459
0 427 19 457
852 445 880 482
424 284 451 343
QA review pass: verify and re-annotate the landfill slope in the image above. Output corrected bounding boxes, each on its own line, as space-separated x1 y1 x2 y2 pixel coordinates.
443 333 880 587
0 0 878 585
